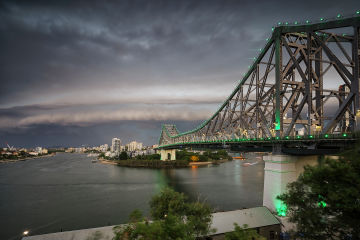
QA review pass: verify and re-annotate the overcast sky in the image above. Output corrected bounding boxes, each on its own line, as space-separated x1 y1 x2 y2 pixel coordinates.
0 0 359 148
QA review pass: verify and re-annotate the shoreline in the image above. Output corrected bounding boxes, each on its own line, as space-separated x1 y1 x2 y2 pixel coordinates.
0 153 56 164
97 158 229 168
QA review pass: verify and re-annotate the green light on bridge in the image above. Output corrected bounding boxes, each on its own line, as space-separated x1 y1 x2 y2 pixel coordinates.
276 137 280 140
285 22 288 25
278 22 282 25
343 133 347 137
285 136 289 140
309 135 314 139
267 137 271 140
357 10 360 14
271 27 274 32
337 14 342 18
306 20 310 24
320 17 324 21
296 136 301 139
324 134 329 138
294 21 298 25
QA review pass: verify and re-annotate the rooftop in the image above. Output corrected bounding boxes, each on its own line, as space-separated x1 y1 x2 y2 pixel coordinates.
23 207 280 240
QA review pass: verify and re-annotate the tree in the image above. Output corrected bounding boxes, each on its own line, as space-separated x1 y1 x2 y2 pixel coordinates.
277 144 360 239
119 151 128 160
113 187 215 240
225 224 265 240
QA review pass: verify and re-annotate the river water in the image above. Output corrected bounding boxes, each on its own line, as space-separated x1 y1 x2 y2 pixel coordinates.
0 153 264 240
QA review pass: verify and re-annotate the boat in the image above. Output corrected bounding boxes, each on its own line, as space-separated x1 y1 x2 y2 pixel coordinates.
242 161 258 167
233 154 246 160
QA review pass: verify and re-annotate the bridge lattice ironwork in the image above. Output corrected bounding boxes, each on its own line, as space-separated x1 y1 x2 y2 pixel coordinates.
159 16 360 148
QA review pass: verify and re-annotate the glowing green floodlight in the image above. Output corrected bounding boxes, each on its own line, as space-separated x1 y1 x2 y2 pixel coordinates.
276 136 280 140
309 135 314 139
343 133 347 137
357 10 360 14
276 203 287 217
267 137 271 140
306 20 310 24
296 136 301 139
318 201 327 208
285 22 289 25
285 136 289 139
324 134 329 138
266 38 270 41
294 21 298 25
337 14 342 18
320 17 324 21
278 22 282 25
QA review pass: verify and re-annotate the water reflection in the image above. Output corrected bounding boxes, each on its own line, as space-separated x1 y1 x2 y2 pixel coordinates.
0 153 264 240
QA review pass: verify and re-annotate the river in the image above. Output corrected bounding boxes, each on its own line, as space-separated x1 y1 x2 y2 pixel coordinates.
0 152 264 240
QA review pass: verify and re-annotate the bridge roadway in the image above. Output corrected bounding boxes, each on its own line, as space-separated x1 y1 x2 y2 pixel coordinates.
159 133 357 155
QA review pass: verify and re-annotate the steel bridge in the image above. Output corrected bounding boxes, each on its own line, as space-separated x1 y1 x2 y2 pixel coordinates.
159 15 360 153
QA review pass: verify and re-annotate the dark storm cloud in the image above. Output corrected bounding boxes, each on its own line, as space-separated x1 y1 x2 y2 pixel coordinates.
0 0 268 106
0 0 359 147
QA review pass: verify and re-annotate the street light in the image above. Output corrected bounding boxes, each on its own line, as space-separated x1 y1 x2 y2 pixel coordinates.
23 230 29 238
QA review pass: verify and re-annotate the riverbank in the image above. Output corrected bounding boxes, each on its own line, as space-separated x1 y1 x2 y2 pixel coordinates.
0 153 56 164
116 159 190 168
98 158 229 168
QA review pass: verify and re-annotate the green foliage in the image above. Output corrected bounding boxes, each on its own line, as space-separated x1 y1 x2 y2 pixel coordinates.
134 154 160 160
150 187 187 220
119 151 128 160
278 143 360 239
225 224 265 240
116 159 189 168
113 187 214 240
129 209 143 223
176 149 232 162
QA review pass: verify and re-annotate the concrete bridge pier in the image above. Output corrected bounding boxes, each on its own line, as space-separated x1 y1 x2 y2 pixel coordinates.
160 149 176 161
263 154 318 230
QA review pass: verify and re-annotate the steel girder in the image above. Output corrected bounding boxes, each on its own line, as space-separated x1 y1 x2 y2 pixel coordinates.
159 17 360 146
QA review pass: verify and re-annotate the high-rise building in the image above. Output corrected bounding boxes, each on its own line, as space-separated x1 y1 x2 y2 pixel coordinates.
126 141 143 151
111 138 121 152
100 144 108 152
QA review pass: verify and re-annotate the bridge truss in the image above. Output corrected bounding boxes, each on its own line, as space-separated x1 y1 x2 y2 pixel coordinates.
159 16 360 148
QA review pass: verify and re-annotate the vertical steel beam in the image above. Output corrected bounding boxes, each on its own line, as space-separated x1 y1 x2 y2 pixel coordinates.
307 32 313 135
275 33 283 137
352 26 360 129
315 43 323 129
256 64 259 137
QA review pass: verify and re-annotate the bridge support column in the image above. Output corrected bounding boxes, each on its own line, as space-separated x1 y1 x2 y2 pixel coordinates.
263 154 318 230
160 149 176 161
263 155 297 214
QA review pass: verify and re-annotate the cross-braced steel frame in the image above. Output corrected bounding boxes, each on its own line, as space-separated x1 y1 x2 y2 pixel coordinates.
159 17 360 147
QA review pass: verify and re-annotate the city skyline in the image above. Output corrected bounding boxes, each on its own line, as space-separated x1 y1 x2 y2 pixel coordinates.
0 0 359 147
